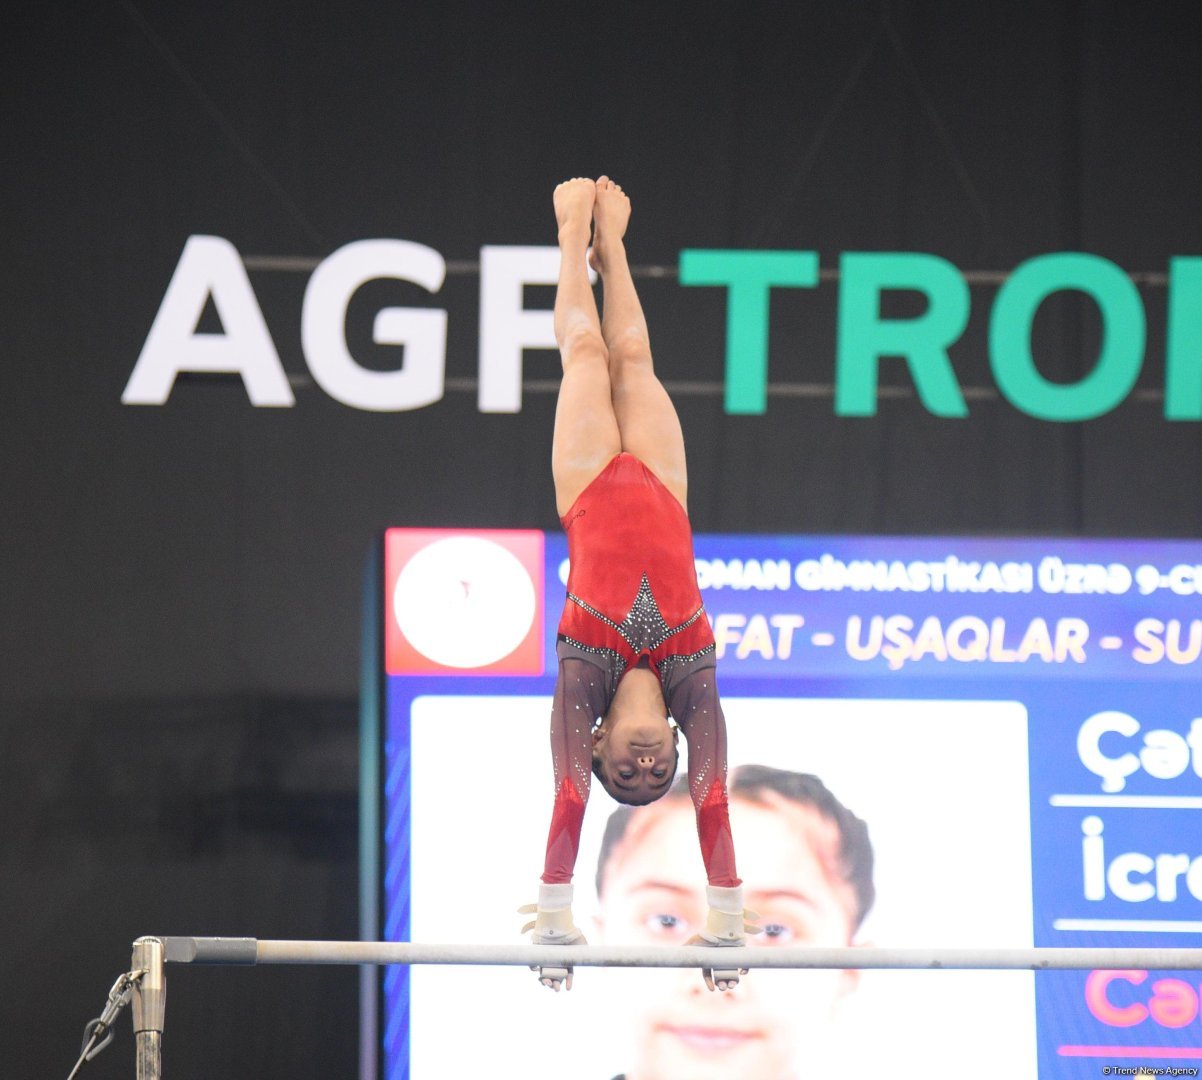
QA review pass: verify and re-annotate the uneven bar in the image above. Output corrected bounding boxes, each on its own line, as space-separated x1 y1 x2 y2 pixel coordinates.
158 938 1202 971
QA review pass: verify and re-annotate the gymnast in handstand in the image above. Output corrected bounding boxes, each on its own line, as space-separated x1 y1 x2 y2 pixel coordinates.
521 176 755 992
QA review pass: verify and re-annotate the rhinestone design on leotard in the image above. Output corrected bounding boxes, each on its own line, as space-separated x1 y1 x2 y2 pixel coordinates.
567 574 706 656
656 646 717 692
556 639 628 684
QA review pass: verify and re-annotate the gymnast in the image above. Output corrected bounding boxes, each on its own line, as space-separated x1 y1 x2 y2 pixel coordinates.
520 176 756 993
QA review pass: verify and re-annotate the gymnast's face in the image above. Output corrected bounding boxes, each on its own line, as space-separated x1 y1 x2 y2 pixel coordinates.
593 712 679 805
594 794 860 1080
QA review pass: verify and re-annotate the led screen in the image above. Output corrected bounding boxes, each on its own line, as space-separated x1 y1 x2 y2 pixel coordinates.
368 529 1202 1080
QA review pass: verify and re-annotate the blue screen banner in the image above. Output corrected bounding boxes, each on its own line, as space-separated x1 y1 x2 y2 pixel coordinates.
371 531 1202 1080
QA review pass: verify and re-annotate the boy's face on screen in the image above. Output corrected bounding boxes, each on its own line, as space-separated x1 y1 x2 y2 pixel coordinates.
595 794 859 1080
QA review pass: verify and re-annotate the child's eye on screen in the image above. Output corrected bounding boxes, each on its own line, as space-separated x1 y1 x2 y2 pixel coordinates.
758 922 796 944
643 912 687 936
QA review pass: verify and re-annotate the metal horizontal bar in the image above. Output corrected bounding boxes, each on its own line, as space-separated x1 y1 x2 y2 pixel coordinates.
158 938 1202 971
162 936 257 964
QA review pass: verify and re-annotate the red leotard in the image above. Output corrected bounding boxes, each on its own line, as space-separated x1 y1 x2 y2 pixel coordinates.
542 453 739 889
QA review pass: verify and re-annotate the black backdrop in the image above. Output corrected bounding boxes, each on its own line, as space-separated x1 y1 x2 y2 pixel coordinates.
5 2 1202 1077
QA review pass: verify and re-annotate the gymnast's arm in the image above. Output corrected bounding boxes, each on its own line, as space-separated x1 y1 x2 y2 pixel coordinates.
541 651 611 885
666 661 739 888
668 661 759 990
519 649 613 990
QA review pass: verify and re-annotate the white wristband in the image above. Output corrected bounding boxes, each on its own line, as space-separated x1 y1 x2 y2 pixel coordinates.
538 882 574 911
706 884 744 915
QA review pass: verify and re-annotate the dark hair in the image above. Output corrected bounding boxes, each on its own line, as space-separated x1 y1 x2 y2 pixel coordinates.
593 743 681 807
594 763 875 930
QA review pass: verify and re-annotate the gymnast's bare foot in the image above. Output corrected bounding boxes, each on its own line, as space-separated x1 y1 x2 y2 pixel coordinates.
554 178 595 249
589 175 631 274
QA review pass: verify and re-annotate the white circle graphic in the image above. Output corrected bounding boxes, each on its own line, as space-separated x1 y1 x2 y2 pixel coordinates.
393 536 537 668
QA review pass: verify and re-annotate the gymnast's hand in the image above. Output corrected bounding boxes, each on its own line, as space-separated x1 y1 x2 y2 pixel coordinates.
688 885 761 991
684 934 750 992
519 883 587 992
528 938 586 992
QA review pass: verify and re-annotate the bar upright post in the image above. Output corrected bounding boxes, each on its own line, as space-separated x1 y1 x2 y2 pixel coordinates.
131 936 165 1080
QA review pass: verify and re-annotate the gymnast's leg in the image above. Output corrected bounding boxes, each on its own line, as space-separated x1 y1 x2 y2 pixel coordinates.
551 178 622 519
591 176 689 510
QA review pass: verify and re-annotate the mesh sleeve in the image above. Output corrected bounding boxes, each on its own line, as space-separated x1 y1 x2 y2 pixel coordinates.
667 665 740 888
541 653 614 884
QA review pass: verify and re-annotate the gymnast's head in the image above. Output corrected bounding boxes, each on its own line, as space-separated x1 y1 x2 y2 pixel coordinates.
591 679 680 806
